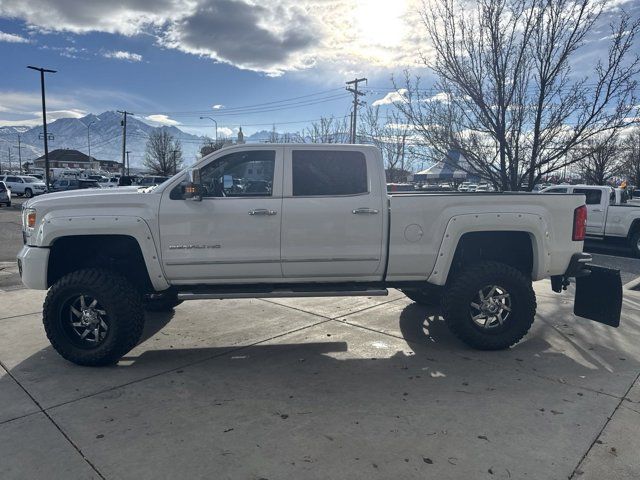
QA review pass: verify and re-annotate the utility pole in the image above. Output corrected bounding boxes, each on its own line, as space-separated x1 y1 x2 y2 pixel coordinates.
171 149 179 175
27 65 56 187
117 110 133 176
87 120 95 165
346 77 367 144
125 151 131 176
14 133 23 174
7 147 11 173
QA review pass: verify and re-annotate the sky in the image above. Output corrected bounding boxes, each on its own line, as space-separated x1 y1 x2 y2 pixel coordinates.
0 0 637 138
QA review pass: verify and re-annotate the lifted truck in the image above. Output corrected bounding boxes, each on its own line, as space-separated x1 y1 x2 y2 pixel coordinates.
17 144 623 366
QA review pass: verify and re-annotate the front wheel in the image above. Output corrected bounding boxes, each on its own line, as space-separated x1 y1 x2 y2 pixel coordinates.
43 269 145 366
441 261 536 350
23 188 33 198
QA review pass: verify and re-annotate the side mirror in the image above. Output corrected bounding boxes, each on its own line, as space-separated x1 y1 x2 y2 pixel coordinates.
184 168 202 201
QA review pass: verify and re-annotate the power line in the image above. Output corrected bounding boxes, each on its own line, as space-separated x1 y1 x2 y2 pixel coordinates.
133 88 345 115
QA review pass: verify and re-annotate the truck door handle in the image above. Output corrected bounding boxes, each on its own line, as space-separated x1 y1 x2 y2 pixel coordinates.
248 209 277 216
592 209 603 212
352 208 379 215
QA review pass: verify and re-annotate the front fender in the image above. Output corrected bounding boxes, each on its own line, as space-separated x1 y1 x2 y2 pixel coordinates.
36 214 169 291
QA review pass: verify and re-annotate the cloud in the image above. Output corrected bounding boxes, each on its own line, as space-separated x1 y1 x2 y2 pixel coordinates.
372 89 408 106
162 0 319 75
212 104 224 110
217 127 235 138
145 114 180 126
104 50 143 62
0 0 427 74
0 30 30 43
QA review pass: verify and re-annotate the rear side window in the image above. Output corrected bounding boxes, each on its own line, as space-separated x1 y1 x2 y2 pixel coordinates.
574 188 602 205
545 188 568 193
292 150 367 196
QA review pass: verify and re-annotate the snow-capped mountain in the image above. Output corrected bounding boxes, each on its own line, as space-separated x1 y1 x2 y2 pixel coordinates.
0 111 206 167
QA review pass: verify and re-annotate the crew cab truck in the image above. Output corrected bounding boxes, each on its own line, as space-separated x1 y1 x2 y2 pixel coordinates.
540 184 640 257
17 144 622 366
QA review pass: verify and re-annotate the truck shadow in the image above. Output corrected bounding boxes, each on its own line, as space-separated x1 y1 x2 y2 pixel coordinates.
3 297 639 416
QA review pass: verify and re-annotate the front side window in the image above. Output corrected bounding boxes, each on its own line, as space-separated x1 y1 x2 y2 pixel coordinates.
199 150 275 198
574 188 602 205
292 150 367 196
545 188 568 193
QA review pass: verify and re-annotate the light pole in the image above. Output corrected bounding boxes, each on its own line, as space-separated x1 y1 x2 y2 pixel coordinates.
87 120 95 165
27 65 56 187
199 116 218 144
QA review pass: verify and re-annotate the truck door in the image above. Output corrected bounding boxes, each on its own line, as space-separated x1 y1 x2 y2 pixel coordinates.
158 147 284 282
280 147 385 280
574 187 605 236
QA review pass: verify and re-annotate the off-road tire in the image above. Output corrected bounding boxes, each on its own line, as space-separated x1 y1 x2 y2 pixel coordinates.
24 188 33 198
143 291 183 312
630 231 640 258
43 269 145 366
441 261 536 350
402 288 441 307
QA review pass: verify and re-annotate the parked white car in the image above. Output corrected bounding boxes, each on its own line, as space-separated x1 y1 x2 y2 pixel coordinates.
0 180 11 207
540 184 640 257
18 144 621 366
0 175 47 198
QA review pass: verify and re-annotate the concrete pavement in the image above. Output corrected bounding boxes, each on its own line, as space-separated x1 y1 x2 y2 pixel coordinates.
1 283 639 479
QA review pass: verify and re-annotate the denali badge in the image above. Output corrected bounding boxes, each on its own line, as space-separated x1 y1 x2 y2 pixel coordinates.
169 244 221 250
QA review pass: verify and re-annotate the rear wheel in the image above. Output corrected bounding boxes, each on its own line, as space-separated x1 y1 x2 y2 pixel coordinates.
43 269 145 366
441 261 536 350
24 188 33 198
630 231 640 258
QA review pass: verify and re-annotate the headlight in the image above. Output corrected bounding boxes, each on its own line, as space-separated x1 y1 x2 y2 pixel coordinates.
22 207 37 230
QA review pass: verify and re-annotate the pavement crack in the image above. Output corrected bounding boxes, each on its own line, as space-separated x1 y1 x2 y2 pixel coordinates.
0 360 106 479
569 370 640 479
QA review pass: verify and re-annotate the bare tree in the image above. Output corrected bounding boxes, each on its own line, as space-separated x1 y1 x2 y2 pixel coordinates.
143 130 183 175
577 133 621 185
622 125 640 187
359 106 412 182
304 116 349 143
396 0 640 191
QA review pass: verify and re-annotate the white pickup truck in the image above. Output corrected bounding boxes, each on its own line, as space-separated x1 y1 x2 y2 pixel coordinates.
17 144 622 366
540 184 640 257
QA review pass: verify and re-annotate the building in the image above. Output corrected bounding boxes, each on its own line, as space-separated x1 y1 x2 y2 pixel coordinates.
33 149 121 173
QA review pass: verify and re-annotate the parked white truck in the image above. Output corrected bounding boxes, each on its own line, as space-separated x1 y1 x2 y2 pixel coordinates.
540 184 640 257
17 144 622 366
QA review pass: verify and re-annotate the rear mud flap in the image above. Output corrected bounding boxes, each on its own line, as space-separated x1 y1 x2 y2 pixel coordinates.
574 265 622 328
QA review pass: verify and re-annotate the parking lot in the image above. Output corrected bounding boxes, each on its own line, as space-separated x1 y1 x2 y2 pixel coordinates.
0 193 638 479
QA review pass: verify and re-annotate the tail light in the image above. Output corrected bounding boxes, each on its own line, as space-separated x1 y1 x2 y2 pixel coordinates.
572 205 587 241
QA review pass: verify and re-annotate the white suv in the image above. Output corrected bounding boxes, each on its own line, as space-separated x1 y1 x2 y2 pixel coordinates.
0 175 47 198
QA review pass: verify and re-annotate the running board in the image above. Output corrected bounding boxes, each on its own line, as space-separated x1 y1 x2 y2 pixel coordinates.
177 285 389 301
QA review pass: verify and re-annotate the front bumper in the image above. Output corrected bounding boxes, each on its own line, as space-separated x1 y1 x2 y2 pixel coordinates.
16 245 49 290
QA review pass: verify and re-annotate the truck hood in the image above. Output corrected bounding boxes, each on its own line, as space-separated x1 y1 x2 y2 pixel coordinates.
25 186 149 208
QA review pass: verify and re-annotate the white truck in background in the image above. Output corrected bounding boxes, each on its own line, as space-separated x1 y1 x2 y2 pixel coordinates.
17 144 622 366
540 184 640 257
